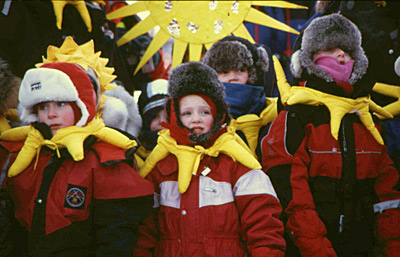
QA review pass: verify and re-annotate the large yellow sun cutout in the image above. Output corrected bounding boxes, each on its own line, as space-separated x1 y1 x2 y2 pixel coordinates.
107 1 307 74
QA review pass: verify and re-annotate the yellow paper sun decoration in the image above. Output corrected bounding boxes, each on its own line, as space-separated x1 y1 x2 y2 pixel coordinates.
36 36 116 95
106 1 307 74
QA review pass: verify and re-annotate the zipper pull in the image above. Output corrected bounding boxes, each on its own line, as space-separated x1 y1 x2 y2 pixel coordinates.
339 214 345 233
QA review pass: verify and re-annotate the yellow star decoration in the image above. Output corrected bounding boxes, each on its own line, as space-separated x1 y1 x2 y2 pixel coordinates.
1 119 138 177
372 82 400 118
272 55 292 103
106 1 307 74
51 0 106 32
52 0 92 32
273 56 392 145
139 127 260 194
229 97 278 157
36 36 116 95
374 1 387 7
0 109 18 134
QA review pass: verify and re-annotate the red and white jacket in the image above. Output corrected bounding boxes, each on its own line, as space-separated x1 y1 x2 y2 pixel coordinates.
261 99 400 257
0 139 154 257
134 153 285 257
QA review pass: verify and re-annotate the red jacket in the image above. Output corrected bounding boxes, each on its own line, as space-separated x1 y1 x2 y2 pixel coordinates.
261 103 400 257
134 153 285 257
0 138 154 257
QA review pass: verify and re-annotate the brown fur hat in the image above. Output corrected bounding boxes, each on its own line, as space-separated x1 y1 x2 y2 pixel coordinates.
167 62 230 145
290 13 368 85
201 36 269 85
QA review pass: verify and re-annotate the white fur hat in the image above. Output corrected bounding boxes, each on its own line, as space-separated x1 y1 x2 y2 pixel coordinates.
103 85 142 137
19 62 96 126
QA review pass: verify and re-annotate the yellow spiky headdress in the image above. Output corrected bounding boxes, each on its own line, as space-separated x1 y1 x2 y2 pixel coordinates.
36 36 117 96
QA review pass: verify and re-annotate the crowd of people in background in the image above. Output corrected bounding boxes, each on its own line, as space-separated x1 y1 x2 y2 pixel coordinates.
0 1 400 256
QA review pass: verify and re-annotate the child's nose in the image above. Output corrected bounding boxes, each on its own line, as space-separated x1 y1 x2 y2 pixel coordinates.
47 106 58 117
336 49 345 59
228 72 238 81
192 112 201 122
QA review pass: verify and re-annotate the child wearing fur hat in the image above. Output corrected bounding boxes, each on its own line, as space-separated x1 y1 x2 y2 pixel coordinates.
262 13 400 257
0 62 154 256
202 35 279 161
134 61 285 257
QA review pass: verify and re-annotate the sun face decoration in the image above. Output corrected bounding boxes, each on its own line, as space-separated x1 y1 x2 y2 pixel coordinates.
106 1 307 74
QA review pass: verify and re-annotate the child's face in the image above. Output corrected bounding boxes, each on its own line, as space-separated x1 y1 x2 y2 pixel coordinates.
217 68 249 84
179 95 214 136
313 48 353 64
37 101 75 135
150 108 167 131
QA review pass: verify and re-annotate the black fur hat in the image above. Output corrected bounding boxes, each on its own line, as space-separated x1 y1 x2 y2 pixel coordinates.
290 13 368 85
201 36 269 85
167 62 230 143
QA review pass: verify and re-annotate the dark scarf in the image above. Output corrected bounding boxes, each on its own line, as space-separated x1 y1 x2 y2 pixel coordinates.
223 82 266 118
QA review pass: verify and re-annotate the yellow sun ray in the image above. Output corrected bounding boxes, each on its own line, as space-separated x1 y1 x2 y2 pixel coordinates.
117 16 158 46
233 23 256 44
106 1 148 20
135 30 171 74
189 43 203 62
252 1 309 9
172 39 188 68
107 1 305 71
245 7 300 35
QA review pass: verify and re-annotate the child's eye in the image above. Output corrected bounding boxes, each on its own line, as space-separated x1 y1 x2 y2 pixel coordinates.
57 102 67 107
38 105 47 111
181 111 191 116
239 68 247 72
202 110 211 115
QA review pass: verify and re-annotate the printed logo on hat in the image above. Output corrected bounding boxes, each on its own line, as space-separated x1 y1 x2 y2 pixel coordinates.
30 82 42 91
64 184 87 209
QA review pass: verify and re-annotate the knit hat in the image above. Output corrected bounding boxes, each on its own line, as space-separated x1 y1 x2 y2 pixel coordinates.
19 62 96 127
138 79 169 131
138 79 169 118
201 35 269 85
290 13 368 85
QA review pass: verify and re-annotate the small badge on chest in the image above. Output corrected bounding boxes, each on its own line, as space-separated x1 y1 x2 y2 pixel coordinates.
64 184 87 209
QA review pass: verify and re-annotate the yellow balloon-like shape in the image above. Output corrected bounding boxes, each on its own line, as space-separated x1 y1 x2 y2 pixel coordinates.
284 87 392 145
230 97 278 156
51 0 92 32
272 55 292 103
3 119 138 177
372 82 400 118
139 128 261 194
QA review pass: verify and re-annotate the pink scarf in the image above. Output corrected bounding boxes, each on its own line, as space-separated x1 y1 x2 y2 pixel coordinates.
314 55 355 83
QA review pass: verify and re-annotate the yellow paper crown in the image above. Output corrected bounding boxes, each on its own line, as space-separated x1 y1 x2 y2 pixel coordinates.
36 36 117 95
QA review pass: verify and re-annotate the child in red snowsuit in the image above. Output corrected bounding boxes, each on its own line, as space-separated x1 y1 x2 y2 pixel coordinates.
0 62 154 256
134 61 285 257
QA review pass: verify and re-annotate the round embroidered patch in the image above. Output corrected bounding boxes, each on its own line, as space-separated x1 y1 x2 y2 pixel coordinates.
66 187 85 208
